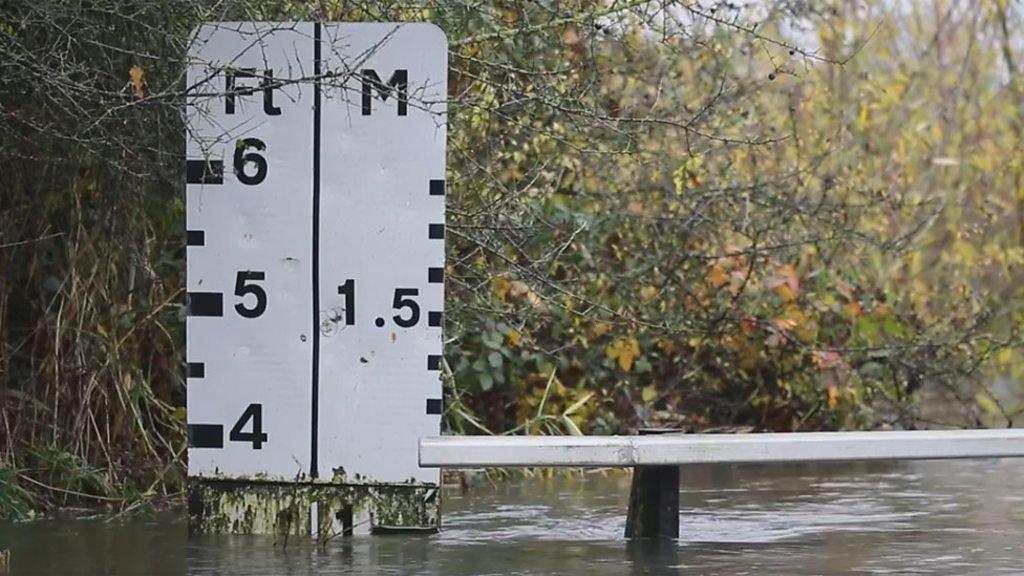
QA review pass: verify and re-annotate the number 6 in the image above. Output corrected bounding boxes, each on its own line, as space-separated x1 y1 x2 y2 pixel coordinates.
233 138 267 185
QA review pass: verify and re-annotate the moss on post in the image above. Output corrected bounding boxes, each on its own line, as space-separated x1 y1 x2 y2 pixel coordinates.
188 479 439 537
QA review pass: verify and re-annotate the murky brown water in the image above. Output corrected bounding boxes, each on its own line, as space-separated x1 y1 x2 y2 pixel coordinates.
2 459 1023 574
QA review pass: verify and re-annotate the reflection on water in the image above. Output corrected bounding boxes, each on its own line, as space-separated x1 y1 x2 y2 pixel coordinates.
2 459 1023 575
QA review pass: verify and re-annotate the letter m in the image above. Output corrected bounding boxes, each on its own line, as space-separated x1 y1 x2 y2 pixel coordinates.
361 69 408 116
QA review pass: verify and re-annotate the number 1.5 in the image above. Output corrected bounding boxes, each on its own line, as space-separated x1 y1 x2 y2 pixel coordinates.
336 280 422 328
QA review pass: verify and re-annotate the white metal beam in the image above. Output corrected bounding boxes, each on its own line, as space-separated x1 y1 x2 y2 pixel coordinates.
419 429 1024 468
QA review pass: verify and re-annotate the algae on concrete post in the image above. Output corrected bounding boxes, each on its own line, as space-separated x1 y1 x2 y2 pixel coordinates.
188 479 439 536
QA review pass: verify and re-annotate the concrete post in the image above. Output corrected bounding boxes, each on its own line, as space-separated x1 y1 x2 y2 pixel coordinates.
624 429 681 538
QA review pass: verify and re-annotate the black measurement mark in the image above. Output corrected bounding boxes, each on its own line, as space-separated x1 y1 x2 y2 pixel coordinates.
428 267 444 284
428 311 443 327
187 292 223 317
186 159 224 184
426 398 443 415
427 355 442 371
428 224 445 239
310 21 323 480
186 230 205 246
429 179 445 196
188 424 224 448
187 362 205 378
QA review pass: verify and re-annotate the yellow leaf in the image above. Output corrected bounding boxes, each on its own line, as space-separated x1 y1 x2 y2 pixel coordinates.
856 102 869 130
721 334 738 351
769 264 800 301
641 385 658 403
562 27 580 46
773 316 799 331
171 407 187 422
673 154 704 195
640 286 657 301
508 280 542 308
774 284 796 302
129 64 145 99
508 280 530 298
739 316 757 335
841 302 862 321
606 337 640 372
707 266 728 288
621 339 639 371
657 339 676 355
827 384 840 408
835 280 855 301
505 329 521 347
492 276 511 300
975 393 1000 415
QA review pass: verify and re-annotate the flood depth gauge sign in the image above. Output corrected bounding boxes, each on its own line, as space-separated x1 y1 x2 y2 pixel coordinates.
185 22 446 496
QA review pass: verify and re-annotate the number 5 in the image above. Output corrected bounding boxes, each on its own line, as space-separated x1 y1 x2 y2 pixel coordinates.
235 271 267 318
392 288 420 327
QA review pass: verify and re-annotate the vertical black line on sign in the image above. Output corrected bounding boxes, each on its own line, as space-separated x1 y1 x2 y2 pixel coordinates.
309 22 322 480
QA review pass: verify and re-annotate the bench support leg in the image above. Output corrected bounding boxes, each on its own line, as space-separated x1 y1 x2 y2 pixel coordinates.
625 465 680 538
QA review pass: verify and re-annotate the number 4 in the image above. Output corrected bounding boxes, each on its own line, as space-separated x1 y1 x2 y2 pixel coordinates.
230 403 267 449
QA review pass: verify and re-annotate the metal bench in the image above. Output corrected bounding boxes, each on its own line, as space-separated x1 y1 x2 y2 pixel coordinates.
419 429 1024 538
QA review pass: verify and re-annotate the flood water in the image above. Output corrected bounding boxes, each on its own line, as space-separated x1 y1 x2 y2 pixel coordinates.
2 459 1023 575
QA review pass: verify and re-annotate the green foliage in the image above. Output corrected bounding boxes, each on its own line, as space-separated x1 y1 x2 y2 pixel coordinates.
0 465 33 521
441 0 1024 437
22 446 114 503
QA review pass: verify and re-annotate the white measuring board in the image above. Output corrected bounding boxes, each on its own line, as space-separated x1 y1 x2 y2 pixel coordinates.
185 22 446 485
